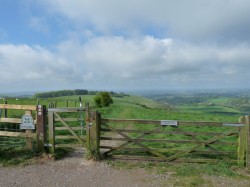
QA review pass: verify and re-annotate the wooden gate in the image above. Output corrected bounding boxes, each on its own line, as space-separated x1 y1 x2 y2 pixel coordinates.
47 104 89 153
96 115 250 167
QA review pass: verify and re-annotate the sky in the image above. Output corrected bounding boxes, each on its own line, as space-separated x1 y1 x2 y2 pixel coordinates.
0 0 250 92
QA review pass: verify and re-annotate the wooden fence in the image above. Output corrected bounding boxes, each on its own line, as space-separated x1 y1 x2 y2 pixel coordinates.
0 104 46 152
84 112 250 168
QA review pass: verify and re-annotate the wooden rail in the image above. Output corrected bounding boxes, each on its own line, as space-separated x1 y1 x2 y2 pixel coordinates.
0 104 37 110
102 118 242 127
0 118 37 124
0 131 36 138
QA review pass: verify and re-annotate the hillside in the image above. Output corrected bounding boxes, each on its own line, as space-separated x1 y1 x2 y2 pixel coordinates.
1 93 249 186
0 93 240 122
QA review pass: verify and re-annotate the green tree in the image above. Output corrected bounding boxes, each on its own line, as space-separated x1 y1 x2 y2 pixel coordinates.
94 95 102 107
94 92 113 107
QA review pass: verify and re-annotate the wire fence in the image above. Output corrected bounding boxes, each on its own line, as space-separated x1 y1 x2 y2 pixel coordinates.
0 123 26 149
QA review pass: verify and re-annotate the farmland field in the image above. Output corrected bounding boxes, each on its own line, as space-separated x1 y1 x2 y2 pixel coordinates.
0 91 250 186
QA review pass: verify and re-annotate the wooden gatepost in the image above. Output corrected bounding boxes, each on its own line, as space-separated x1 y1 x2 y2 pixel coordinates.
86 107 101 160
238 115 250 167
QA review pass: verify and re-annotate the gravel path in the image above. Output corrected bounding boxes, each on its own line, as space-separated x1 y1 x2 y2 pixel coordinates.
0 149 165 187
1 149 250 187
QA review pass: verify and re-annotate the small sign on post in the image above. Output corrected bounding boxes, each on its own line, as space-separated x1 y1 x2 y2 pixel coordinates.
161 120 178 126
20 114 35 129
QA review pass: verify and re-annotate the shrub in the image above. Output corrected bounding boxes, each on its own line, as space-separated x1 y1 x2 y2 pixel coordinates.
94 92 113 107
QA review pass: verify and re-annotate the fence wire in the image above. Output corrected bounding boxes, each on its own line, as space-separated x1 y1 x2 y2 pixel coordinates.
0 123 26 149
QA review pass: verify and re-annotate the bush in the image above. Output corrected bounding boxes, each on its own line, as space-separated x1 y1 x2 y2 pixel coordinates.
94 92 113 107
94 96 102 107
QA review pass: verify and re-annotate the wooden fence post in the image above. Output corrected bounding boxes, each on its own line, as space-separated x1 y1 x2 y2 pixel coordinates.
4 100 7 118
86 110 101 160
48 110 55 154
36 105 46 152
238 115 250 167
245 115 250 168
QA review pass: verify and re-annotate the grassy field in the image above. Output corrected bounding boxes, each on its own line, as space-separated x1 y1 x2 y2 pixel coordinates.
0 93 249 186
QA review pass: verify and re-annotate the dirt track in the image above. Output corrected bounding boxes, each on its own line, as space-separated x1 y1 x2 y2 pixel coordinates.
0 149 250 187
0 149 164 187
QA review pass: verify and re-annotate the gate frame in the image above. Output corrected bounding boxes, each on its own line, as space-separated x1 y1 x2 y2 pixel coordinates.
47 103 89 154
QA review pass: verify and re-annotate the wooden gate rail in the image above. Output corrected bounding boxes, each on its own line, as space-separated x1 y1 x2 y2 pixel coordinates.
0 104 46 152
102 118 238 126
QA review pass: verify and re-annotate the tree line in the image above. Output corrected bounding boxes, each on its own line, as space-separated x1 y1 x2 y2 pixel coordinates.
33 89 129 99
34 89 90 98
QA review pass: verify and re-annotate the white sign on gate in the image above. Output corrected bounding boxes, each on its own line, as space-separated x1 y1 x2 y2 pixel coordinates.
20 114 35 129
160 120 178 126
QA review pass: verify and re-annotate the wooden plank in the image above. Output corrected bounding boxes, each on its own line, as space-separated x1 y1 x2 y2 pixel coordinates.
48 108 86 113
102 118 160 125
100 137 237 145
0 118 21 123
101 128 238 136
110 155 163 161
100 146 236 155
238 116 247 166
55 118 80 122
0 118 37 124
54 112 86 147
55 127 85 131
0 104 36 110
245 116 250 168
0 131 36 138
109 155 236 163
56 135 86 140
166 128 238 161
102 123 168 160
101 118 230 127
4 100 7 117
56 144 85 148
179 121 226 127
175 158 237 164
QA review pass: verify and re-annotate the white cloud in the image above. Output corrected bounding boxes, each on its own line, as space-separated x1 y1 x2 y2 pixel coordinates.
41 0 250 42
2 35 250 91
